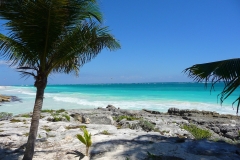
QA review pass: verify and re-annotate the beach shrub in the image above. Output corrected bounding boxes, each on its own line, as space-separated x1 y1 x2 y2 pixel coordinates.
100 130 111 135
76 128 92 156
10 119 22 123
56 109 65 113
0 112 13 120
65 125 87 130
52 116 62 122
139 119 155 132
21 114 31 118
23 132 29 137
63 114 70 121
41 109 54 113
114 115 140 122
182 124 211 140
42 126 51 132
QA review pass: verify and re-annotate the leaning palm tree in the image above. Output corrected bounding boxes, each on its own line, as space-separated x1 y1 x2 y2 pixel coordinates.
0 0 120 159
184 58 240 115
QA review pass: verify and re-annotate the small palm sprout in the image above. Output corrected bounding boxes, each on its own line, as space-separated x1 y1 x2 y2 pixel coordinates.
76 128 92 156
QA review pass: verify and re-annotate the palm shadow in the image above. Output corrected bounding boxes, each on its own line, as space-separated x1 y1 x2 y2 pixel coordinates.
67 150 85 160
89 134 240 160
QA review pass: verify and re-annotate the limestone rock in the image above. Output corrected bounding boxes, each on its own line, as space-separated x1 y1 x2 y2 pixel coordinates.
88 115 113 125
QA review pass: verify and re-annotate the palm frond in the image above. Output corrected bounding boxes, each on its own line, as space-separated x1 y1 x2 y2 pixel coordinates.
184 58 240 114
46 22 120 76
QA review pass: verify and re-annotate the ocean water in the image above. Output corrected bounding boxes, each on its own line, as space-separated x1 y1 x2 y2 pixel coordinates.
0 83 239 115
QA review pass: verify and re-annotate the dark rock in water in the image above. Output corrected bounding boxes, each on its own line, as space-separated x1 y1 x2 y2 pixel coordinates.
0 95 22 103
142 109 161 114
10 96 22 102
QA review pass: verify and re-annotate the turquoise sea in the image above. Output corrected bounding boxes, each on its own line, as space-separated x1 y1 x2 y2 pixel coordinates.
0 82 239 115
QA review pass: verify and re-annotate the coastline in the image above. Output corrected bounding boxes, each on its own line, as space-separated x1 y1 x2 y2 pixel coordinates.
0 106 240 159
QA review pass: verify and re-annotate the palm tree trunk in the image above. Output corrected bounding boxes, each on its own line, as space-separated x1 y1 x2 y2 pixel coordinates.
86 147 89 156
23 78 47 160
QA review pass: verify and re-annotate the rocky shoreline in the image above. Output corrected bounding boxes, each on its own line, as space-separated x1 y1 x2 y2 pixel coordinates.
0 105 240 160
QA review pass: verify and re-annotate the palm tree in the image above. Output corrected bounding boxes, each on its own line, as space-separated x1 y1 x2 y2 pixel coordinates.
0 0 120 159
76 128 92 156
184 58 240 115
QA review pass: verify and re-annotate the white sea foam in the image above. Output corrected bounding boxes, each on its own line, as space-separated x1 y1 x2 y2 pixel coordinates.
0 84 238 115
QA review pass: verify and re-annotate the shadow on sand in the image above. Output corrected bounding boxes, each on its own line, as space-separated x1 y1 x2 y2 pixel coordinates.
89 134 240 160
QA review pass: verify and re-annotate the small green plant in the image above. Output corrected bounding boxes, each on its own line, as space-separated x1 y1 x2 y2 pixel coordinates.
56 109 65 113
41 109 54 113
52 116 62 122
139 119 155 132
76 128 92 156
181 124 211 140
10 119 22 123
238 130 240 136
0 112 13 119
100 130 111 135
63 114 70 121
153 128 160 132
42 126 51 132
79 125 87 129
65 125 87 130
23 132 29 137
114 115 140 122
21 114 31 118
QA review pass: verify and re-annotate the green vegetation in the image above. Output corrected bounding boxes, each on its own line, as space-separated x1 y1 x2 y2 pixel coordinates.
63 114 70 121
10 119 22 123
43 109 70 122
100 130 111 135
114 115 140 122
65 125 87 130
0 112 13 119
42 126 51 132
0 0 120 158
184 59 240 114
0 130 4 132
80 125 87 129
56 109 65 113
181 124 211 140
21 114 31 118
23 132 29 137
139 119 155 132
41 109 54 113
76 128 92 156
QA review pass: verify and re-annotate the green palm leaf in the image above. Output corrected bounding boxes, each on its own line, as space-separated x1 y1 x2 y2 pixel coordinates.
76 134 87 145
184 58 240 114
0 0 120 159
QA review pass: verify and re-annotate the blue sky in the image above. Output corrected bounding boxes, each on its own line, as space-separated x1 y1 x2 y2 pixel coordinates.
0 0 240 85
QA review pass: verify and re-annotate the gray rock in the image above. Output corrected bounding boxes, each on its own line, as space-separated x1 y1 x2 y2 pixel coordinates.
89 115 113 125
119 119 141 130
211 127 220 133
225 132 239 140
